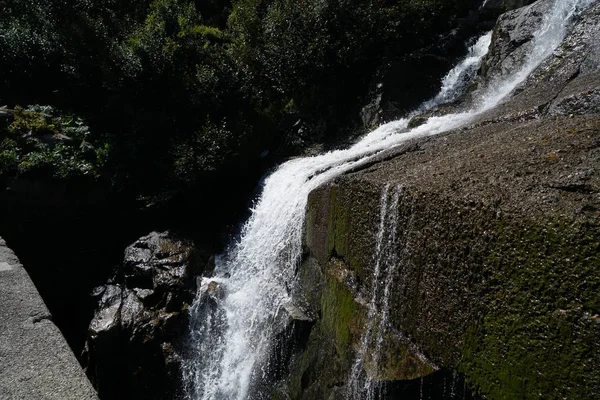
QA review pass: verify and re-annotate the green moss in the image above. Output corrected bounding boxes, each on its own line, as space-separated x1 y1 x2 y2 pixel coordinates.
326 185 350 259
460 218 600 399
321 263 360 359
286 327 328 400
302 169 599 399
323 181 382 284
363 329 436 381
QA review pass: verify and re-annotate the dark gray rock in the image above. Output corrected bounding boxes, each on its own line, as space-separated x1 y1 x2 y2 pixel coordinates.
479 0 548 82
474 0 600 121
412 0 600 126
84 231 207 400
549 83 600 116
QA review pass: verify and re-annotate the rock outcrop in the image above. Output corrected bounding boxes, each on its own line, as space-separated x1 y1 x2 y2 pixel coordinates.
282 1 600 399
359 0 538 130
84 232 208 400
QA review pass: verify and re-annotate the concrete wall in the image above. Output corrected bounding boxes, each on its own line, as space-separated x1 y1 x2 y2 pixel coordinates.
0 237 99 400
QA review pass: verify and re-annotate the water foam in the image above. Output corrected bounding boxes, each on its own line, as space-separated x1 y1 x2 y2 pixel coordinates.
184 2 593 398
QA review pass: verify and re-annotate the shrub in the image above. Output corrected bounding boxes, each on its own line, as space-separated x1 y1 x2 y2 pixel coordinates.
0 106 107 179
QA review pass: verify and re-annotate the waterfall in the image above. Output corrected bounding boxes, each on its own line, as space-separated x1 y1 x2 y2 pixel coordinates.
183 1 593 399
346 184 403 400
420 31 492 111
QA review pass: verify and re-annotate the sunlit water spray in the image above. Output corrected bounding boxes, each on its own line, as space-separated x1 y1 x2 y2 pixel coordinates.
183 1 593 398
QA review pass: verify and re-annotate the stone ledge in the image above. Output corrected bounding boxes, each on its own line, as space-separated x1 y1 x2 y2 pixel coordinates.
0 237 98 400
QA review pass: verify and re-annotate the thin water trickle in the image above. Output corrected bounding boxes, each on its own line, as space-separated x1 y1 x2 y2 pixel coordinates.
450 371 457 399
183 2 593 398
347 184 403 399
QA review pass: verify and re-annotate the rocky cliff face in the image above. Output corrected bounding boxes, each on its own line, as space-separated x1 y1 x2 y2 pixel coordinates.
84 232 209 400
359 0 539 131
283 1 600 399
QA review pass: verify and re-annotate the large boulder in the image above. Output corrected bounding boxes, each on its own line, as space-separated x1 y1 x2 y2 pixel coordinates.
472 0 600 121
478 0 548 81
408 0 600 129
281 1 600 399
292 97 600 400
83 232 208 400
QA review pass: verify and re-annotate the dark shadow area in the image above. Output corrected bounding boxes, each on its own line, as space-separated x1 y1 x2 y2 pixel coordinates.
380 369 481 400
0 164 266 362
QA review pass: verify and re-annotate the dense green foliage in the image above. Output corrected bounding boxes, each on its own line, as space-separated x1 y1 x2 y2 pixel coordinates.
0 0 476 209
0 106 108 179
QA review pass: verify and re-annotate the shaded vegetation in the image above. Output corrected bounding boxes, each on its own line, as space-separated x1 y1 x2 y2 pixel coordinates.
0 0 478 212
0 106 108 179
0 0 482 360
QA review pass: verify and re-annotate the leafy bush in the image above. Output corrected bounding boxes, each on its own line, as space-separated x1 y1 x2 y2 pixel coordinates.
0 0 478 208
0 106 108 179
227 0 474 135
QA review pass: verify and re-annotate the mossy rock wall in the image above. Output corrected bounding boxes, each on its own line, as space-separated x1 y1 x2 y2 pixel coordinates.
286 113 600 400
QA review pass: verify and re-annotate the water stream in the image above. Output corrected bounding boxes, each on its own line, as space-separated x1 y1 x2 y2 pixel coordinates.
346 184 403 400
183 1 593 398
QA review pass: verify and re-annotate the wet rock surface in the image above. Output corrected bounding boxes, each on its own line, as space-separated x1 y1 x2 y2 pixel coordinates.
300 108 600 400
84 232 207 400
475 0 600 121
408 0 600 126
478 0 548 81
287 1 600 399
359 0 539 131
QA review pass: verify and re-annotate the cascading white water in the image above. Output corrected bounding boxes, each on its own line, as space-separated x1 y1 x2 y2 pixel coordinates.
347 184 403 400
420 31 492 111
477 0 596 111
183 1 593 398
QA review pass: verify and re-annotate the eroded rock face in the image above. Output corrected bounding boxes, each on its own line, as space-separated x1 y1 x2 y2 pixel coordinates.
359 0 539 131
84 232 207 400
407 0 600 127
291 108 600 400
478 1 548 81
281 1 600 399
476 0 600 117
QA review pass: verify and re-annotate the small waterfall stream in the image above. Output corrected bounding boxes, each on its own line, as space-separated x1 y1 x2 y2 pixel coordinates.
420 32 492 111
347 184 403 400
183 1 593 399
